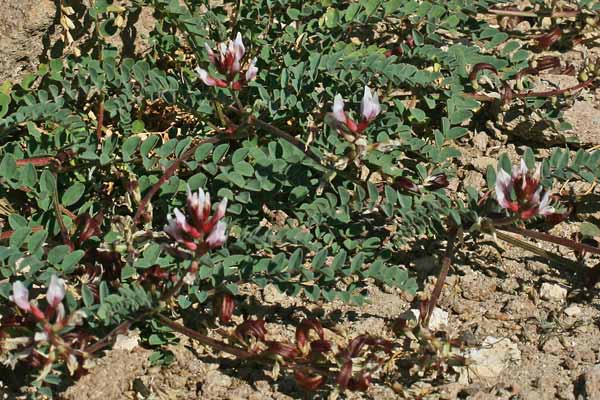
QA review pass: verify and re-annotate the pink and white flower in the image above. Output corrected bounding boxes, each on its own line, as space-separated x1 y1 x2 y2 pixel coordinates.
46 275 66 308
10 281 31 312
495 159 555 219
196 33 258 90
164 186 228 251
330 86 381 134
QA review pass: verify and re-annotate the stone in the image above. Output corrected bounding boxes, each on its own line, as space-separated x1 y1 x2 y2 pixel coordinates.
459 336 521 381
471 156 497 173
580 365 600 399
472 132 489 152
113 329 140 352
461 273 497 301
463 170 485 190
0 1 56 82
542 337 563 355
406 307 449 331
564 304 582 317
262 283 287 304
539 283 567 302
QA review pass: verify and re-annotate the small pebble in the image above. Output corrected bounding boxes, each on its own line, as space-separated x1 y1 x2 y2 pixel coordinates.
540 283 567 302
564 304 582 317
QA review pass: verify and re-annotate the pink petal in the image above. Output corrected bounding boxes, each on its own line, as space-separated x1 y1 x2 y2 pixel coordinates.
46 275 66 308
11 281 31 312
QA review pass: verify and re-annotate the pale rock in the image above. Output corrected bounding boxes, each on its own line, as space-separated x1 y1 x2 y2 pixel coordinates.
473 132 489 152
262 283 287 304
113 329 140 351
471 156 497 173
408 307 449 331
539 283 567 302
564 304 582 317
463 170 485 190
541 337 563 355
458 336 521 382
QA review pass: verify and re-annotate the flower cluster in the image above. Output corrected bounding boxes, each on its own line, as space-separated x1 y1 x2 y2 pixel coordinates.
331 86 381 134
11 275 66 322
195 33 258 90
164 186 228 251
495 159 554 219
9 275 86 376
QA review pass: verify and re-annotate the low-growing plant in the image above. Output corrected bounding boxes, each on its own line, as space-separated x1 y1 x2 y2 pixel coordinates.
1 0 600 397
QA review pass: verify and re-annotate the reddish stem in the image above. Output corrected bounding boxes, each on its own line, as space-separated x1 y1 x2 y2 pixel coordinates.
96 100 104 143
497 225 600 256
0 226 44 240
424 231 457 327
16 157 57 167
133 134 229 225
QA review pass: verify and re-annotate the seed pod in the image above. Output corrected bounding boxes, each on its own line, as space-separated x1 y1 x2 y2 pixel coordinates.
424 173 449 190
294 370 325 391
263 341 299 359
214 292 235 324
392 176 420 193
336 360 353 390
296 319 325 349
234 319 267 342
310 339 332 355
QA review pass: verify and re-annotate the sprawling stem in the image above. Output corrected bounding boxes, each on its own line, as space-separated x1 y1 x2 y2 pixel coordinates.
424 230 457 327
494 230 580 272
498 225 600 256
133 134 230 224
486 8 581 18
157 313 335 378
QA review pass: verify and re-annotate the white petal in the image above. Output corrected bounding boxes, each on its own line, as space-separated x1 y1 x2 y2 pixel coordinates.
233 32 245 61
215 197 228 221
206 221 227 248
204 42 216 63
361 86 380 121
164 217 183 241
195 67 217 86
219 42 228 58
245 58 258 82
34 332 49 342
538 191 555 216
174 208 187 225
11 281 31 311
46 275 66 308
495 168 513 209
332 94 346 123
